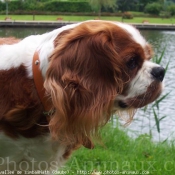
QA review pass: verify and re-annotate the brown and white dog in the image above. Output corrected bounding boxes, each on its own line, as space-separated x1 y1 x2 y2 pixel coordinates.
0 21 164 174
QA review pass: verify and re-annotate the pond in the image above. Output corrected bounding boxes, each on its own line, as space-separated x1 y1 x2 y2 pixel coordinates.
0 26 174 141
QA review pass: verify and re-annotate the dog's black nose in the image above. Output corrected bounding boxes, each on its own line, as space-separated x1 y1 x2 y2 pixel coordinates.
151 66 165 82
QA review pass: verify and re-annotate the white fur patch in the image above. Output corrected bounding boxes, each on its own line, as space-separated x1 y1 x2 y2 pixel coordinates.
117 61 163 101
115 22 147 47
0 23 81 78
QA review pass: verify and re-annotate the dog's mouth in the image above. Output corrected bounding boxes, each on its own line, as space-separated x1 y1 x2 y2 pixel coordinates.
118 90 162 109
118 96 154 109
118 100 128 108
117 84 163 109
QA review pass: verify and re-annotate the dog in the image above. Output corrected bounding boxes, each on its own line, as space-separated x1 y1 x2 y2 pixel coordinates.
0 21 165 174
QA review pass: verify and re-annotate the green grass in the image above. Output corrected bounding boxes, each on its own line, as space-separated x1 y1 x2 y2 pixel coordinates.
1 15 175 24
59 123 175 175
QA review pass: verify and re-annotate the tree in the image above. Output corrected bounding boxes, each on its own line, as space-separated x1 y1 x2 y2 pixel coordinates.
168 4 175 16
138 0 159 11
145 2 162 15
88 0 117 17
117 0 137 12
4 0 24 16
163 0 175 10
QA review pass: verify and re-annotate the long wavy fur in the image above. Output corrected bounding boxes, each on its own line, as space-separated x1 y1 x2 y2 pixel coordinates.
44 21 132 147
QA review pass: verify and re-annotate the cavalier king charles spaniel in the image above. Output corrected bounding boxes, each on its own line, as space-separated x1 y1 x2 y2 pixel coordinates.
0 21 164 174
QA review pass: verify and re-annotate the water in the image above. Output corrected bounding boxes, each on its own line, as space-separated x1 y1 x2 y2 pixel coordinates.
0 27 51 38
0 27 174 141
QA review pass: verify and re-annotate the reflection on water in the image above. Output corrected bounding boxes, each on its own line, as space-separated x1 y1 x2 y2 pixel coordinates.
0 27 51 38
0 27 174 141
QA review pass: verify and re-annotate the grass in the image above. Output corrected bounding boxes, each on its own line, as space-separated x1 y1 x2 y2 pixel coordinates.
59 123 175 175
1 15 175 24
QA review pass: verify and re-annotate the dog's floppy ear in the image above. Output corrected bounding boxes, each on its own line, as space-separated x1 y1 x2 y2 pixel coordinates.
44 22 125 147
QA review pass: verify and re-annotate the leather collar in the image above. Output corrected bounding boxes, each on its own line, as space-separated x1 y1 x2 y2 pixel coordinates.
32 51 54 116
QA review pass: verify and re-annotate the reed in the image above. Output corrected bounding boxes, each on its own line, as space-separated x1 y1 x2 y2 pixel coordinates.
146 48 170 138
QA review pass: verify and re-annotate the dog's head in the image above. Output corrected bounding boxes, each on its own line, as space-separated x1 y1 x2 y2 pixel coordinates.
44 21 164 147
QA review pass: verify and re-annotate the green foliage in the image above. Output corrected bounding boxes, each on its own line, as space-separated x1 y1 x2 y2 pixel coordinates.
117 0 138 12
0 1 5 12
89 0 117 12
1 0 92 13
138 0 160 11
145 3 163 15
168 4 175 16
88 0 117 17
160 11 171 18
1 0 175 16
8 1 24 11
43 1 92 12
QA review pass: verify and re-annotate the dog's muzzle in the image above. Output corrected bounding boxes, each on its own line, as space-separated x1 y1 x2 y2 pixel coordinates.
151 66 165 82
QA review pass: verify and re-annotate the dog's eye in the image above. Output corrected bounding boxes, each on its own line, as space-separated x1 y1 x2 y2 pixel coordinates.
127 57 138 70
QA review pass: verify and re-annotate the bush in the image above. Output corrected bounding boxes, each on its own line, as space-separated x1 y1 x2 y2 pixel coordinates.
160 11 171 18
42 1 92 13
8 1 25 11
145 3 162 16
168 4 175 16
122 12 133 19
0 1 5 12
0 1 92 13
